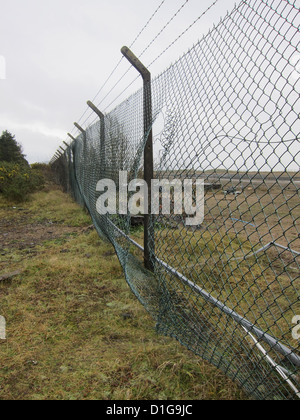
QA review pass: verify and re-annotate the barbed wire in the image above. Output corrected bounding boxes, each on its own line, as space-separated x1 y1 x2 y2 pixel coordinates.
95 0 191 113
69 0 167 136
103 0 222 113
70 0 223 137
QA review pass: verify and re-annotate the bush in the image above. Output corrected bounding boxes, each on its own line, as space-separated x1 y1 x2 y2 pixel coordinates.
0 162 45 202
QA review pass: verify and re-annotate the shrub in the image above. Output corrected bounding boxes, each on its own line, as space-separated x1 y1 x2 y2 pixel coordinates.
0 162 45 202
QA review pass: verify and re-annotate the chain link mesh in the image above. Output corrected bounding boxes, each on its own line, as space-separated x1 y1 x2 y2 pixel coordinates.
52 0 300 400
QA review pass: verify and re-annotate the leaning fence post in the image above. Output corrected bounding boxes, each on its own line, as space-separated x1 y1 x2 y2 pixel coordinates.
87 101 106 179
121 46 155 272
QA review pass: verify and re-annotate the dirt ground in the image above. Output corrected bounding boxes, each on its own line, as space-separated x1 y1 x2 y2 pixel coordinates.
0 215 80 251
0 207 83 272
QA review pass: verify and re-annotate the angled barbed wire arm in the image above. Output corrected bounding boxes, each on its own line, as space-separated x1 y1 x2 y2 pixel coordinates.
87 100 104 119
121 46 155 272
74 122 85 135
67 133 76 142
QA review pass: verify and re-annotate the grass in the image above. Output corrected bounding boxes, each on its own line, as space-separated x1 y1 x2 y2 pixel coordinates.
0 186 247 400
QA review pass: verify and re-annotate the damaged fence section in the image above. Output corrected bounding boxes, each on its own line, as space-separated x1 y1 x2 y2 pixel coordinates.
51 0 300 400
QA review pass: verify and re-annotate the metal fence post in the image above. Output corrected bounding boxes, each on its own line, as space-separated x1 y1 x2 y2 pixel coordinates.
121 46 154 272
74 121 87 169
68 133 85 209
87 101 106 179
67 132 77 175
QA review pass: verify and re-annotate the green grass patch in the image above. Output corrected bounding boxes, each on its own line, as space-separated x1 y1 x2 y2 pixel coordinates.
0 187 247 400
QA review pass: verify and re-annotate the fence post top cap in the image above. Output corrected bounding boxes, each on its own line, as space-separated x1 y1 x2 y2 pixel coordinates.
121 46 150 79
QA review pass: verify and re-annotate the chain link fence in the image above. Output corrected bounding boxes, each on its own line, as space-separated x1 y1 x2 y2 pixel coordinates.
52 0 300 400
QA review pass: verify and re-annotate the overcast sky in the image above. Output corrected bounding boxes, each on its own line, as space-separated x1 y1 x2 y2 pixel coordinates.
0 0 240 163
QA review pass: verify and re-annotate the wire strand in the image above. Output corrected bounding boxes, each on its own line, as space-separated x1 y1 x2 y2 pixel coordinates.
72 0 167 132
96 0 191 111
104 0 221 112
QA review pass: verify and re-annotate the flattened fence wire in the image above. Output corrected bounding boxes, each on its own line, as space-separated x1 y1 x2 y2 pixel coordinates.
52 0 300 400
